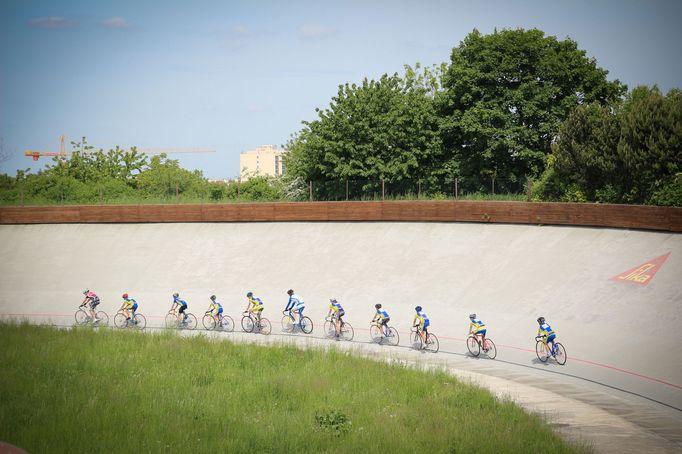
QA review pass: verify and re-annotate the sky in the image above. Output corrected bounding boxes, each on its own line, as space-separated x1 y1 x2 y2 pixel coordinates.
1 0 681 179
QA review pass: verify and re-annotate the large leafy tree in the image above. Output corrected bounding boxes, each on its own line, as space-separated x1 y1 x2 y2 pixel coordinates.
285 66 443 190
438 28 626 193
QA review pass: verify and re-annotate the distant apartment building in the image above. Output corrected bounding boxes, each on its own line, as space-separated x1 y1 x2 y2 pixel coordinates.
239 145 286 181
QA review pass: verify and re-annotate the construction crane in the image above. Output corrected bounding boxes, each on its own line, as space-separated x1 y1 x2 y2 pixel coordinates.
25 137 215 161
24 135 67 161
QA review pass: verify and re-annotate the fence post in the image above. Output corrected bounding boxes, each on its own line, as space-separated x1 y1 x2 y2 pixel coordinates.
455 178 459 200
176 182 179 203
526 177 533 201
20 189 24 207
491 176 495 195
99 186 103 205
345 179 349 201
309 181 313 201
381 179 385 201
418 181 421 199
237 178 241 200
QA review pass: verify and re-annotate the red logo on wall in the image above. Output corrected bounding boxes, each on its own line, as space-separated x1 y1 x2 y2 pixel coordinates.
611 252 671 286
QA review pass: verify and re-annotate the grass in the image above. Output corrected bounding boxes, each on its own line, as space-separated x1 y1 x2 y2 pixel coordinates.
0 323 587 453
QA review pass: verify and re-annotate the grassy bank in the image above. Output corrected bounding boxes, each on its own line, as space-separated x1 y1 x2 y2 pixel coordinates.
0 323 586 453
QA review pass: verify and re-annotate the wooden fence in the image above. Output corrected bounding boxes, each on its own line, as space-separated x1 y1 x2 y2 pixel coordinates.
0 201 680 232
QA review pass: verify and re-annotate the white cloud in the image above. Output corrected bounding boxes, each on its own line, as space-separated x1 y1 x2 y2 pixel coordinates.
28 17 77 29
101 17 130 29
231 25 250 37
298 24 338 40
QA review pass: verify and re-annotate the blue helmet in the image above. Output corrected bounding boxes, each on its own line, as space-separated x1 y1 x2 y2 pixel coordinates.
415 306 422 312
247 291 253 297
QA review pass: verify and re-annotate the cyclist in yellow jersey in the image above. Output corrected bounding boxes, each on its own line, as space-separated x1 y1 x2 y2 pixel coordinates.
118 293 139 327
412 306 430 347
468 313 488 352
205 295 224 327
326 298 345 338
245 291 264 326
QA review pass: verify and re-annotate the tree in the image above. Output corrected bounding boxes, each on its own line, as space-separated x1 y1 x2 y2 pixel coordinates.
285 67 442 197
438 28 627 193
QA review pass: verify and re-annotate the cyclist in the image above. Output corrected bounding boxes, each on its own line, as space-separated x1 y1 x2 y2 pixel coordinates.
205 295 223 327
245 291 264 327
170 292 189 325
80 289 101 323
284 289 305 328
412 306 430 348
536 316 557 357
468 313 488 351
327 298 345 339
118 293 138 327
372 303 390 337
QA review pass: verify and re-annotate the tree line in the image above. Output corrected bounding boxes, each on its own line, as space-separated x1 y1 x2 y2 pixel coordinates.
1 28 679 206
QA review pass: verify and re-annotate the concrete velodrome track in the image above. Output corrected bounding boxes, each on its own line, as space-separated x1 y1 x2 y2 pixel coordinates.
0 221 680 452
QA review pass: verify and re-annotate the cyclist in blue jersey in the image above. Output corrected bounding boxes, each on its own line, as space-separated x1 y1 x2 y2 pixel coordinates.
284 289 305 328
327 298 345 338
205 295 223 327
468 313 488 352
170 292 189 325
372 303 391 336
413 306 430 348
118 293 138 327
245 291 264 326
536 316 557 357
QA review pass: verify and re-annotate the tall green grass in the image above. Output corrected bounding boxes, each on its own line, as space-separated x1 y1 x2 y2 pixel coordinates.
0 323 587 453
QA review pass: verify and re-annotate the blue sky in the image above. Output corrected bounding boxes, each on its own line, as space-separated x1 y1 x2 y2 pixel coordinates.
1 0 680 179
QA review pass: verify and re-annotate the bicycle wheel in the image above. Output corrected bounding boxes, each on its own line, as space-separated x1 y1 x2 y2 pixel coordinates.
300 316 314 334
95 311 109 326
74 309 88 325
241 316 254 333
554 343 567 365
185 313 197 331
324 321 335 339
113 313 127 329
386 327 400 346
483 338 497 359
466 336 480 357
133 313 147 330
281 314 294 333
370 325 383 343
165 313 177 329
258 318 272 335
536 340 549 362
220 315 235 332
340 322 354 341
202 314 216 330
411 331 421 349
425 333 439 353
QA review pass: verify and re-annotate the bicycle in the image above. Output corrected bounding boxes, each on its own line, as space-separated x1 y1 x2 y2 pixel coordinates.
202 312 235 332
74 305 109 326
281 310 313 334
466 333 497 359
369 321 399 346
411 326 439 353
324 316 354 341
165 310 198 330
535 336 567 365
241 311 272 335
114 310 147 330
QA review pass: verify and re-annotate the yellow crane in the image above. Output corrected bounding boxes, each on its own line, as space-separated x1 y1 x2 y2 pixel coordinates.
25 137 216 161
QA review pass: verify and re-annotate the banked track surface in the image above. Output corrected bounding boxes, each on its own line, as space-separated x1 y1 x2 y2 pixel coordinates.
0 222 680 452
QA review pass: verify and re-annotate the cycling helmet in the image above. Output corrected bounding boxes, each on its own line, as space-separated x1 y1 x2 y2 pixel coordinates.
415 306 422 312
173 292 179 298
83 289 89 295
122 293 128 299
287 289 294 295
375 303 382 309
329 298 337 303
469 313 476 319
210 295 216 301
247 291 253 297
537 316 545 324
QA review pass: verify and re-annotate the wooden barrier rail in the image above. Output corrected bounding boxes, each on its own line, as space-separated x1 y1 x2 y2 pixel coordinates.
0 201 680 232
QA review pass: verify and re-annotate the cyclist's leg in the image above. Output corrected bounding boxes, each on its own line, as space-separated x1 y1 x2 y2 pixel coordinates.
131 304 138 323
382 318 390 336
297 306 304 325
547 334 556 355
478 329 487 350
